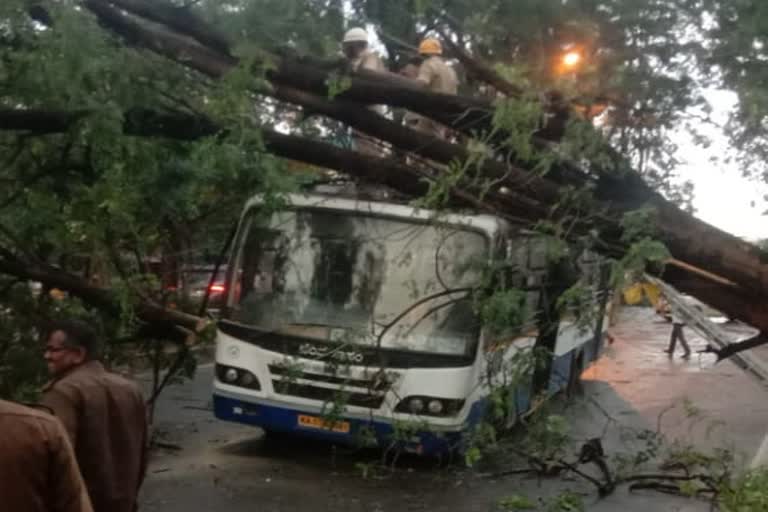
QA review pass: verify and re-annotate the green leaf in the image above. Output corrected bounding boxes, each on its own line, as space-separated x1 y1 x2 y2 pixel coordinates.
326 72 352 100
497 495 537 511
620 208 660 244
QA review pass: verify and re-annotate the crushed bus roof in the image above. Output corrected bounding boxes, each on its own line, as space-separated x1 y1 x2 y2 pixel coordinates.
243 190 508 238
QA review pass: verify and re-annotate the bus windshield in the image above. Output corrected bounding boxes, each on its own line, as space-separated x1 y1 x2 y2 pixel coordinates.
226 208 489 356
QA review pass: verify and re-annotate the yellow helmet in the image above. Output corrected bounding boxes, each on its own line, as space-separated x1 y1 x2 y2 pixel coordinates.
418 38 442 56
49 288 66 300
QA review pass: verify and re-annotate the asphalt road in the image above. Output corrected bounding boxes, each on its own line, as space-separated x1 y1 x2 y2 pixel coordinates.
138 308 768 511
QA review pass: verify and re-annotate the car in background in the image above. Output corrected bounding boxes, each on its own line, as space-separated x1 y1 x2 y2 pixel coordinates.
171 265 229 316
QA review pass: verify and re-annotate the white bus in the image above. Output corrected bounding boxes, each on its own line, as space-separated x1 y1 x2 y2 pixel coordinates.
212 187 610 455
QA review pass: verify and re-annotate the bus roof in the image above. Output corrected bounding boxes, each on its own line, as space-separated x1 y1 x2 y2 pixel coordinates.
243 191 508 238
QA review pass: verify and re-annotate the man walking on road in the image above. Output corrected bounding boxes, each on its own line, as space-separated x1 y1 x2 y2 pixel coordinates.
0 399 94 512
657 296 691 358
41 320 148 512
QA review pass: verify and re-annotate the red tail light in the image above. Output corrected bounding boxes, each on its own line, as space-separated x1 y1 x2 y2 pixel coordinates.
209 284 226 293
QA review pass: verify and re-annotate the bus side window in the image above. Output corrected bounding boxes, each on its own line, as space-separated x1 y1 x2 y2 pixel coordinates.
483 235 542 350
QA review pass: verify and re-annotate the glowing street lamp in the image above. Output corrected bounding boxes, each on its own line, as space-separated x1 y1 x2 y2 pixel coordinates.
561 50 582 70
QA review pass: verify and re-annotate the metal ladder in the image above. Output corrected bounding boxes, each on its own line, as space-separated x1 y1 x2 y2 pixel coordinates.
647 277 768 386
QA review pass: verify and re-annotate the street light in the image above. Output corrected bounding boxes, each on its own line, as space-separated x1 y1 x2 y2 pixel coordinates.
555 46 585 76
562 50 582 70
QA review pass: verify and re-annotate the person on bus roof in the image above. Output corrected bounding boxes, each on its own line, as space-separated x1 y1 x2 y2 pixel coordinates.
341 27 386 157
404 38 458 141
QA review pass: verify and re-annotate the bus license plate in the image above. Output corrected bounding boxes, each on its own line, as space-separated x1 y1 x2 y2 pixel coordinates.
297 414 350 434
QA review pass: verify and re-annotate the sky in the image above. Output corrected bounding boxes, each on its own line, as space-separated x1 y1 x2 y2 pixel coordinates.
673 90 768 241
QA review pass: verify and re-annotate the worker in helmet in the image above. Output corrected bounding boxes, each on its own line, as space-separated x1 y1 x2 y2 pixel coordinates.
416 38 458 94
342 27 385 74
405 38 458 140
341 27 386 156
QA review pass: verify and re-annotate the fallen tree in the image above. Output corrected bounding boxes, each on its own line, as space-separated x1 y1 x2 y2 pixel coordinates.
1 103 765 361
4 0 767 359
78 0 768 296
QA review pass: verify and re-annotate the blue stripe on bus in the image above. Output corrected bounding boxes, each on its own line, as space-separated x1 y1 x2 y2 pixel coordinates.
212 394 465 455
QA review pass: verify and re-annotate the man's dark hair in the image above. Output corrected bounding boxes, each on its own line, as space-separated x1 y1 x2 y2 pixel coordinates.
46 319 100 359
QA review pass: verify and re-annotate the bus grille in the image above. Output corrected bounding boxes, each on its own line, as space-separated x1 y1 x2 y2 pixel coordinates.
268 365 389 409
271 380 386 408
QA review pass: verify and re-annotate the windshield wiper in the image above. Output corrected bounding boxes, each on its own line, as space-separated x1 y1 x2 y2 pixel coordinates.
375 287 473 347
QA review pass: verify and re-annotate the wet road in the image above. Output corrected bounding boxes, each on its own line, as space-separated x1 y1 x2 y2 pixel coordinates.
139 308 768 511
587 309 768 457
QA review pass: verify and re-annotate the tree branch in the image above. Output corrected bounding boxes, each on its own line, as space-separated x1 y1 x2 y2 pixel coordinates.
0 109 88 134
83 0 236 76
82 0 494 135
440 35 524 98
271 85 560 212
0 107 220 140
702 333 768 362
0 106 542 223
105 0 231 56
0 251 201 331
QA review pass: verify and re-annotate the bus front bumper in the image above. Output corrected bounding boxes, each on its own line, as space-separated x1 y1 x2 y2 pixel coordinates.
213 393 469 456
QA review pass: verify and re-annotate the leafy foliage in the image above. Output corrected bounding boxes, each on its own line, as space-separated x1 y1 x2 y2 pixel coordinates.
693 1 768 181
0 0 303 398
497 494 537 511
719 467 768 511
620 207 661 244
478 288 529 335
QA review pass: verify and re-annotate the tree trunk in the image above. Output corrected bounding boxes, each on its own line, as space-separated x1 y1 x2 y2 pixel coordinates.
0 252 201 331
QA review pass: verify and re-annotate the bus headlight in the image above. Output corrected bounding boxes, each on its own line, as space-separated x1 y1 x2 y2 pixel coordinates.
216 364 261 390
395 396 465 417
240 372 255 386
427 400 443 415
409 398 424 414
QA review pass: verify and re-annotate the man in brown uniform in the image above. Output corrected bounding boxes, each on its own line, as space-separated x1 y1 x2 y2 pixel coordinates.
41 320 148 512
0 399 93 512
405 38 459 140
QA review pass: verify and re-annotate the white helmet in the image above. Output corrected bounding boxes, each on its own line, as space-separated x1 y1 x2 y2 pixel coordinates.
343 27 368 44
